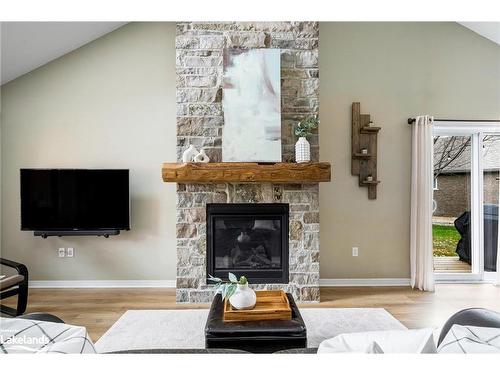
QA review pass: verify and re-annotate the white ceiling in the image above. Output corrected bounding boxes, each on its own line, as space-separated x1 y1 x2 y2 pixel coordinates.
0 22 127 85
458 22 500 45
1 22 498 86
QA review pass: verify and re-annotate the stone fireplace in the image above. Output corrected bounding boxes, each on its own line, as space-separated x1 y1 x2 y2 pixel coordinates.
176 22 320 303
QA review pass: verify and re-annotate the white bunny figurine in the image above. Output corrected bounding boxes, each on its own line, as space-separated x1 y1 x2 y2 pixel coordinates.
182 144 199 162
193 148 210 163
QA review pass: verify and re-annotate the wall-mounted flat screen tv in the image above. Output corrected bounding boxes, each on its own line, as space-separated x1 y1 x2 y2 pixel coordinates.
20 169 130 235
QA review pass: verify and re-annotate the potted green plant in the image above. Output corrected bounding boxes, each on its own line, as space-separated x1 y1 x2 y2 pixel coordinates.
208 272 256 310
294 115 319 163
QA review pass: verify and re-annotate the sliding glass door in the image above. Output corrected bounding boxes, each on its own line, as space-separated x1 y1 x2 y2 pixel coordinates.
432 135 472 275
482 134 499 280
432 122 499 281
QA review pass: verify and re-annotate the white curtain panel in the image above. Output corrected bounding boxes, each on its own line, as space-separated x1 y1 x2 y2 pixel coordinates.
410 115 435 292
497 176 500 286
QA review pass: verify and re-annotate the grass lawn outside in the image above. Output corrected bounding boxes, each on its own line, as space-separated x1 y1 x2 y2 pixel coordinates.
433 224 460 257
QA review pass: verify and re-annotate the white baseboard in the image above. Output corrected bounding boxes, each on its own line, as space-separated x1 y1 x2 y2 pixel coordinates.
30 278 413 288
319 278 411 287
29 280 176 288
28 277 497 288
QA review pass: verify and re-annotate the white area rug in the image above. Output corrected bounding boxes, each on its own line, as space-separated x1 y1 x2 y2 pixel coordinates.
95 308 406 353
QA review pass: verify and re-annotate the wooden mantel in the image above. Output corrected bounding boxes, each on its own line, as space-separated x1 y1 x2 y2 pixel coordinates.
162 162 331 184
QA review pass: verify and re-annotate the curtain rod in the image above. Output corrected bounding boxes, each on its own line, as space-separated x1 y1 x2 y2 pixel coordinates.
407 118 500 125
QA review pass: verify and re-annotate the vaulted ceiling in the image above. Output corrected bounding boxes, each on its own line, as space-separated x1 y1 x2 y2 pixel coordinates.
1 22 498 86
459 22 500 46
1 22 127 85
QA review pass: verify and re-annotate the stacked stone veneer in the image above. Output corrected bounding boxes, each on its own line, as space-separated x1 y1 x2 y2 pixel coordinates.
175 22 320 303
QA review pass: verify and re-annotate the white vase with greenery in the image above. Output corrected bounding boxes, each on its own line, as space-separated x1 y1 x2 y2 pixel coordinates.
208 273 256 310
294 115 319 163
229 279 256 310
295 137 310 163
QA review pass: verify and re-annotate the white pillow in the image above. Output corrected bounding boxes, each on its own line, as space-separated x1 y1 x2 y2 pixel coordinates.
437 325 500 353
0 317 96 354
318 328 437 353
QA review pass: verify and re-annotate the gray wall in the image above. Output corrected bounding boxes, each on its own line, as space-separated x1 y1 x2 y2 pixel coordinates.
1 23 178 280
319 22 500 279
1 22 499 282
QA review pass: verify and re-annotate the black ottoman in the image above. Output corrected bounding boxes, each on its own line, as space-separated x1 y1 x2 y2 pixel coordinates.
205 293 307 353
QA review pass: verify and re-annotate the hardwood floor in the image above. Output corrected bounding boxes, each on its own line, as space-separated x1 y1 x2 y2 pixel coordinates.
3 284 500 342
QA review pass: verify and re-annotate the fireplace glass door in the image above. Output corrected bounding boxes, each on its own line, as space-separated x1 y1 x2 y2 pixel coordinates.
206 204 289 284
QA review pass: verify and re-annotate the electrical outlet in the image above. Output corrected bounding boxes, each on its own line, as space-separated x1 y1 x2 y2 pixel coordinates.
66 248 74 257
58 248 66 258
352 247 359 257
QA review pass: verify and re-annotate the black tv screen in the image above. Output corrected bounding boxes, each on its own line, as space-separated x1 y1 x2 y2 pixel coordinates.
20 169 130 231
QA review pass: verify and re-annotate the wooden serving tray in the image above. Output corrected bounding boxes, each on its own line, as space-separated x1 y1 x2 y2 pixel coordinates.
223 290 292 322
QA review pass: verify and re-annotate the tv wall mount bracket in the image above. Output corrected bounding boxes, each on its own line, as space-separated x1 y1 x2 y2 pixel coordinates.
34 230 121 238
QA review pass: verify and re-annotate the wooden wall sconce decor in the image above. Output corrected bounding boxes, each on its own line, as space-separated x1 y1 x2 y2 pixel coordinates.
351 102 380 199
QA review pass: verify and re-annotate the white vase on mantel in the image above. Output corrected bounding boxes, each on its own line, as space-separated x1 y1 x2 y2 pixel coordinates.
229 283 257 310
295 136 311 163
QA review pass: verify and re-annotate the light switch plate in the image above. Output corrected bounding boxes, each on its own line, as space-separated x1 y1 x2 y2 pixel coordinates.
58 248 65 258
352 247 359 257
66 248 74 257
